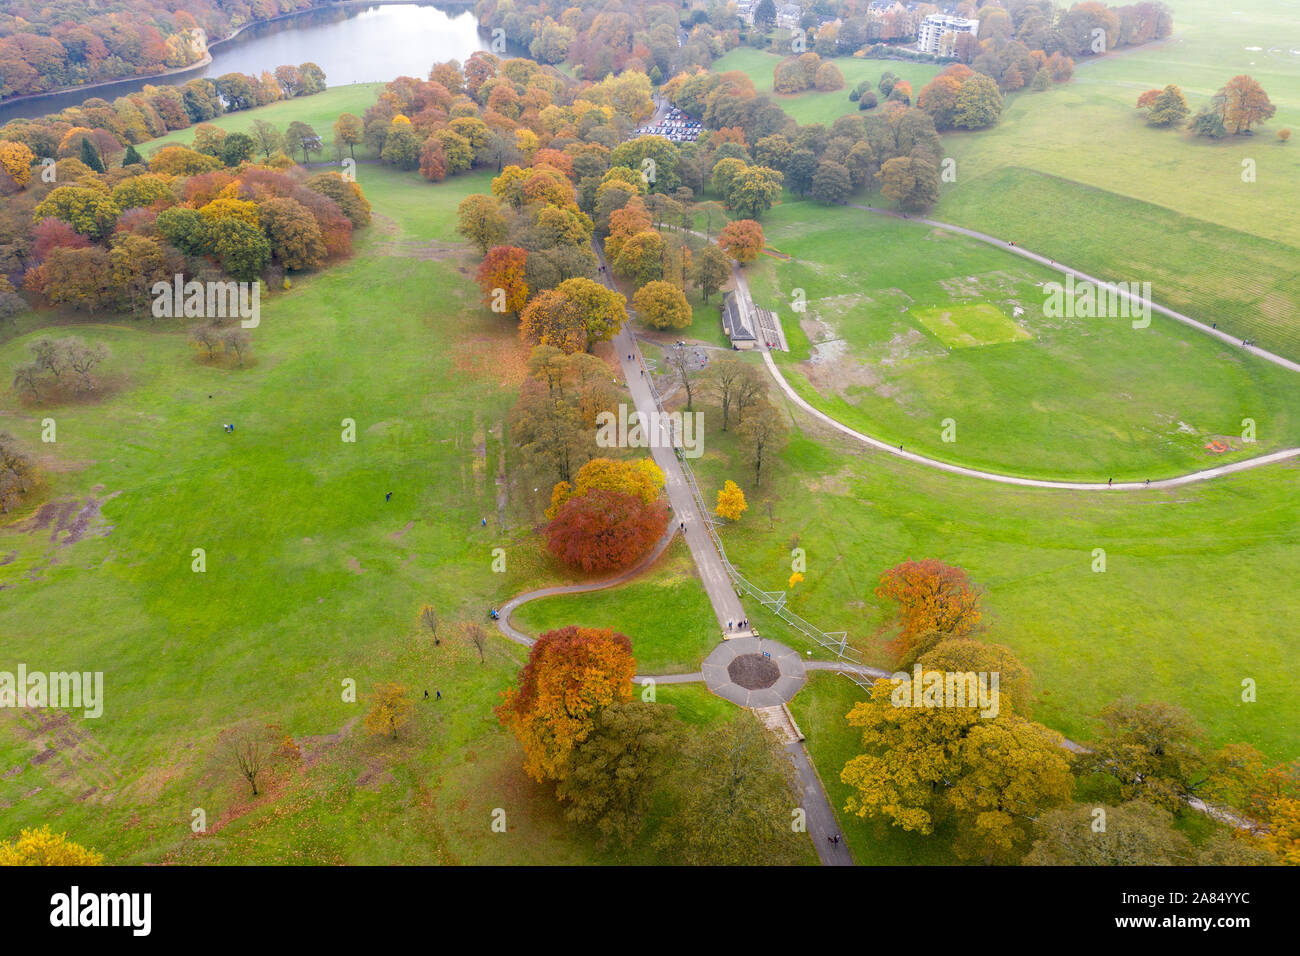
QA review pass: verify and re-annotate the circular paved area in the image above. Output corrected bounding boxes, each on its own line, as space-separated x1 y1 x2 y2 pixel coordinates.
702 636 806 706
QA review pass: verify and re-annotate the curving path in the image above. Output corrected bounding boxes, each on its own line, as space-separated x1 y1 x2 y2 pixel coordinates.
723 211 1300 489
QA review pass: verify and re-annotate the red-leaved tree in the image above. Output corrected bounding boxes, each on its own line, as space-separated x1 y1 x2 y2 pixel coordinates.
545 488 668 573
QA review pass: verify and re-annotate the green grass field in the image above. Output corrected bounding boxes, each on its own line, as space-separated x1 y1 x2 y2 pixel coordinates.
933 0 1300 357
143 83 385 159
745 197 1300 480
508 538 721 675
680 393 1300 764
913 303 1032 348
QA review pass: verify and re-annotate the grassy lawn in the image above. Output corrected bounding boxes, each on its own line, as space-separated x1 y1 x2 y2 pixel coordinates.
711 47 941 127
932 0 1300 358
508 537 721 675
683 382 1300 764
0 156 810 864
744 197 1300 480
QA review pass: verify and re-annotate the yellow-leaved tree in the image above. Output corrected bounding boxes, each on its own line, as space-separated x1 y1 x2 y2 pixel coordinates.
714 479 748 522
365 682 414 740
546 457 664 519
0 825 104 865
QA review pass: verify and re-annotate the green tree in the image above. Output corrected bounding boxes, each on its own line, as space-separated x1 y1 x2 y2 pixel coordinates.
78 137 104 173
655 712 806 865
727 165 783 220
876 156 939 213
952 73 1003 130
1025 802 1194 866
1080 698 1207 811
556 701 684 846
811 160 852 205
693 243 730 305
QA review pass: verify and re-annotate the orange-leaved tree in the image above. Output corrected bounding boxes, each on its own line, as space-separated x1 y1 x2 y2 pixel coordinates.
718 218 764 264
475 245 529 317
875 559 983 664
495 626 636 781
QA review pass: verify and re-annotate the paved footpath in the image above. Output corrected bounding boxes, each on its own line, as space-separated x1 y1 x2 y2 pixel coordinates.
721 229 1300 490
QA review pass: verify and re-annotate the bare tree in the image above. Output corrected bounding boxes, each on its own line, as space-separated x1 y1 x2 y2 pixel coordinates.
418 604 439 644
229 728 270 796
12 362 41 399
734 363 766 426
63 338 109 391
222 327 251 366
465 622 488 663
738 399 787 487
705 357 745 431
666 346 696 409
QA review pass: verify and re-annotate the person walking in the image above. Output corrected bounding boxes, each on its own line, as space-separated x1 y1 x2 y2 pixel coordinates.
385 492 391 502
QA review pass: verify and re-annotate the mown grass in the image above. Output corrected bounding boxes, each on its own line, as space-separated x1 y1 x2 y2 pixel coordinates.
744 197 1300 479
679 378 1300 763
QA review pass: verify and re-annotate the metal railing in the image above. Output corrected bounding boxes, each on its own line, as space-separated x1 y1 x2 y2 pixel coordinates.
643 358 868 675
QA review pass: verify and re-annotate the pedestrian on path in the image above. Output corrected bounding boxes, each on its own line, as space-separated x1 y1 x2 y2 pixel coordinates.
1108 478 1112 486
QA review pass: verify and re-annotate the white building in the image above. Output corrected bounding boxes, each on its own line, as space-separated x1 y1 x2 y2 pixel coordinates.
775 3 802 30
916 13 979 54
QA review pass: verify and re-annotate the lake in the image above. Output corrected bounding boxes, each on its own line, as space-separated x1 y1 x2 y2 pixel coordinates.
0 3 492 123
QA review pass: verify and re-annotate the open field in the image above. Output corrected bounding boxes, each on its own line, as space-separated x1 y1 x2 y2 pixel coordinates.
509 538 721 675
745 198 1300 480
676 385 1300 763
710 47 941 127
934 0 1300 357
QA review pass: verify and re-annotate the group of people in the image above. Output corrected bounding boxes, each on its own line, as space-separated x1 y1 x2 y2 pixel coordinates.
726 618 748 631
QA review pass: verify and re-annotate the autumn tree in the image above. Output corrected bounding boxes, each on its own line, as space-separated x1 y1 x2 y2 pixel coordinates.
455 194 507 254
495 626 637 781
520 287 587 354
259 197 326 271
546 488 669 573
0 432 37 514
842 671 1073 861
365 682 415 740
1138 84 1189 127
715 479 748 522
0 826 104 865
555 700 684 846
1213 75 1276 135
718 218 764 264
633 280 691 331
875 559 983 663
333 113 364 159
665 343 696 409
548 457 665 519
475 245 529 317
557 276 627 345
811 160 852 205
693 243 730 304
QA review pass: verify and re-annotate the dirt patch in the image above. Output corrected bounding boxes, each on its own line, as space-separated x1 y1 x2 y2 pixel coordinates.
390 520 415 540
15 492 119 546
0 709 120 806
728 653 780 690
347 556 366 574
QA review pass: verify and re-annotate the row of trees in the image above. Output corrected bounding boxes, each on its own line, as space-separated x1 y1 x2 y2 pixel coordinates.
842 557 1295 864
0 136 369 320
0 63 327 189
496 624 808 861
